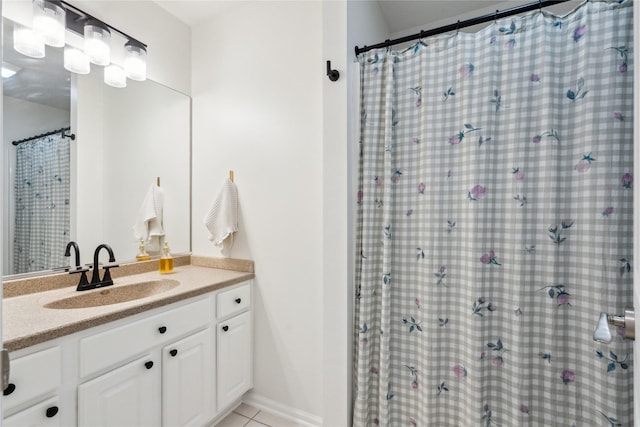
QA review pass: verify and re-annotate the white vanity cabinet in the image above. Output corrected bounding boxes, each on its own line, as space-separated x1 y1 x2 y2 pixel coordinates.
2 346 66 426
77 296 214 427
3 279 253 427
216 284 253 411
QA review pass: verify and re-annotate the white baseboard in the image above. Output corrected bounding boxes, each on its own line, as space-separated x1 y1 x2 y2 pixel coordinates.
243 391 323 427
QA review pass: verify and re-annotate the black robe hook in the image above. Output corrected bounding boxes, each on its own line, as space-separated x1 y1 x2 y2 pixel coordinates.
326 60 340 82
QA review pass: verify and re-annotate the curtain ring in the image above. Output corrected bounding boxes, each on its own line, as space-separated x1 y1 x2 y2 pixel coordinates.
494 10 499 25
456 20 460 35
539 0 543 14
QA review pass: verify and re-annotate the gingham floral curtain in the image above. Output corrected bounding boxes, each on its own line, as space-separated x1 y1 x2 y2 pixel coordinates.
353 1 633 425
14 133 70 274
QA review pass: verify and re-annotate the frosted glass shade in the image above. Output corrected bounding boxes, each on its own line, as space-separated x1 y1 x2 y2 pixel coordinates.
123 40 147 81
64 46 90 74
32 0 66 47
13 26 45 59
104 64 126 88
84 20 111 66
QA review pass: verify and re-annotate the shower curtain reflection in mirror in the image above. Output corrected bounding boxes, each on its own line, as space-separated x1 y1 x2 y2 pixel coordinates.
353 1 633 425
13 133 70 274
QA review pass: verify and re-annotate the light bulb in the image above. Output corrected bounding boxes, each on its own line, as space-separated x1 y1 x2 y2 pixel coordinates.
84 20 111 66
123 40 147 81
13 25 45 59
32 0 66 47
104 64 126 88
64 46 90 74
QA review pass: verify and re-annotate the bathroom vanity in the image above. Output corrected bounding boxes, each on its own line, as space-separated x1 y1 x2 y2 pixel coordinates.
2 258 254 426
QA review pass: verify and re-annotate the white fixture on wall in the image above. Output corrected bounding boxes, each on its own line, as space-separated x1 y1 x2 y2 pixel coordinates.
13 0 148 88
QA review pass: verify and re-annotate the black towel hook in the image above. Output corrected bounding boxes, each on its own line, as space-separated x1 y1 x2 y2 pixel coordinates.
326 60 340 82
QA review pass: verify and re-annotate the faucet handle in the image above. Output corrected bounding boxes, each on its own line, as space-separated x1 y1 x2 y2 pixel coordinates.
594 312 613 343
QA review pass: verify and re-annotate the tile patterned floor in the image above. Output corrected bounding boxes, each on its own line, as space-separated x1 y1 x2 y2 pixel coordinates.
215 403 306 427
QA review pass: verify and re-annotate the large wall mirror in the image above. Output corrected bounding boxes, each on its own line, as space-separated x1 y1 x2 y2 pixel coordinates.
2 16 191 278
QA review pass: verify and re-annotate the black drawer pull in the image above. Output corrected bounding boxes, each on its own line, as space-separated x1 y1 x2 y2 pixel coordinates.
3 383 15 396
158 326 167 334
170 349 178 357
222 325 229 332
46 406 59 418
235 298 242 304
145 361 154 369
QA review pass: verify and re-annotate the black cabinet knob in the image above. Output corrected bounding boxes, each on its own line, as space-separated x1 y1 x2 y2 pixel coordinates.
145 361 154 369
235 298 242 304
222 325 229 332
46 406 59 418
169 349 178 357
158 326 167 334
3 383 15 396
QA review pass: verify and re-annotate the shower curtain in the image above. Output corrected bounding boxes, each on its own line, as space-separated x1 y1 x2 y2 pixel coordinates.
353 1 633 425
13 133 70 274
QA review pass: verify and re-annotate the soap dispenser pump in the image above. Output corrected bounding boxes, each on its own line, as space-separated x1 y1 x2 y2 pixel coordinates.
159 241 174 274
136 239 150 261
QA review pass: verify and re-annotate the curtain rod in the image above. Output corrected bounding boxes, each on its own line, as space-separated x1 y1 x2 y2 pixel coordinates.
12 127 76 146
355 0 571 56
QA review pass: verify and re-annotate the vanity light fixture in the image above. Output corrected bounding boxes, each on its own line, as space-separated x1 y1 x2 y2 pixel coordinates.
104 64 127 88
64 46 90 74
11 0 148 86
32 0 66 47
13 25 46 59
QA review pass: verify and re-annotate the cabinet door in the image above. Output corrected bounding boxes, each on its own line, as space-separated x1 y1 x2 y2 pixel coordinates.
78 354 161 427
217 311 252 411
162 328 214 427
3 397 61 427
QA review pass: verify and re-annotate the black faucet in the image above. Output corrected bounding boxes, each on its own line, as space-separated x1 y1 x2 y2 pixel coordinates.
89 244 119 290
64 241 90 291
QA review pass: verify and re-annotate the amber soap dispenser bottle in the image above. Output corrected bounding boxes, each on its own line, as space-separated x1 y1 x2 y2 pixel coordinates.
159 241 174 274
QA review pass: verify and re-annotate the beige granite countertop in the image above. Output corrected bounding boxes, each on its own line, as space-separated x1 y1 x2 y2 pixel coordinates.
3 257 254 352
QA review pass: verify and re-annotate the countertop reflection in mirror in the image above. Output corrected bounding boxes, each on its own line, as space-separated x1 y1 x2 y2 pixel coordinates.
2 17 191 280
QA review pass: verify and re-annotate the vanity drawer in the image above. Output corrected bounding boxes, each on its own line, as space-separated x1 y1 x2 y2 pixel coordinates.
217 282 251 319
3 346 61 413
79 298 211 378
4 397 62 427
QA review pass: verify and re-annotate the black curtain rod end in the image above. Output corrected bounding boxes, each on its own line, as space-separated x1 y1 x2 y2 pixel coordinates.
326 60 340 82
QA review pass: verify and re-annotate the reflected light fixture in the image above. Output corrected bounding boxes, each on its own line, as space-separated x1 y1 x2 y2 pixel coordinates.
64 46 90 74
84 20 111 66
13 25 45 59
104 64 127 88
32 0 66 47
123 40 147 81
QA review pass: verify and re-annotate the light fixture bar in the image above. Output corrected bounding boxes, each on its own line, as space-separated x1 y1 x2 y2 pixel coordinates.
59 0 146 49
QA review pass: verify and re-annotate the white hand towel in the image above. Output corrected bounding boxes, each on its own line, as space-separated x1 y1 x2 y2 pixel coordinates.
204 178 238 256
132 183 165 252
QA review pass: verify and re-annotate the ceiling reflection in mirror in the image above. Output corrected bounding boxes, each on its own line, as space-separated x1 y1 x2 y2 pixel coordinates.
2 17 191 279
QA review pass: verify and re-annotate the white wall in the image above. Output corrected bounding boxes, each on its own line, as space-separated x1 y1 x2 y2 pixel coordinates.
191 1 323 423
